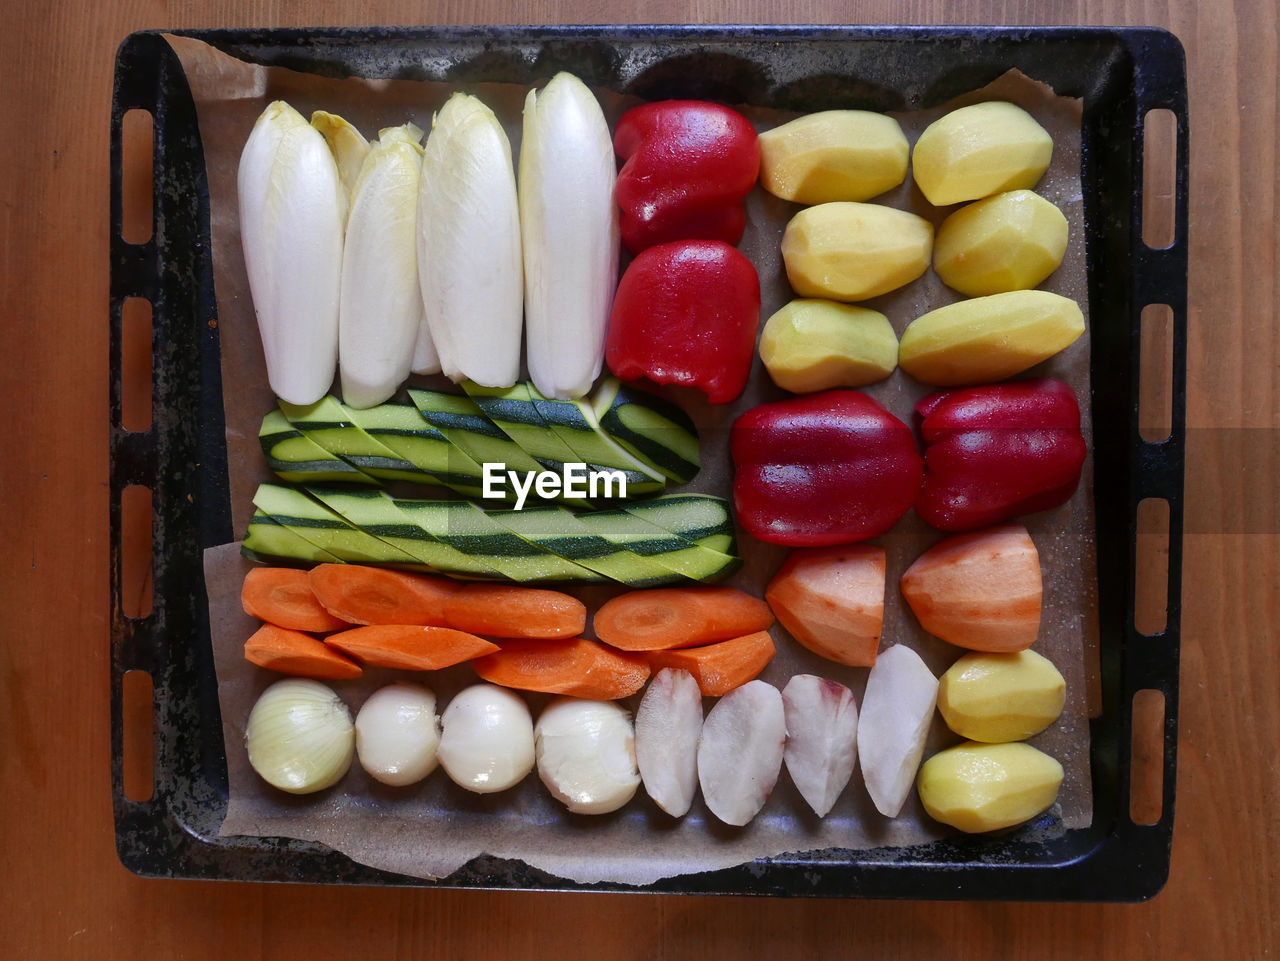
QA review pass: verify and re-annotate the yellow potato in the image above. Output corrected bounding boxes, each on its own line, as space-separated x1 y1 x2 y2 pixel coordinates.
781 202 933 301
917 741 1064 833
759 110 909 204
934 190 1069 296
938 650 1066 742
898 289 1084 385
912 102 1053 207
759 299 898 392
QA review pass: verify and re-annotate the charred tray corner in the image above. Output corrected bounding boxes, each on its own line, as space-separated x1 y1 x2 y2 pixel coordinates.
109 25 1187 900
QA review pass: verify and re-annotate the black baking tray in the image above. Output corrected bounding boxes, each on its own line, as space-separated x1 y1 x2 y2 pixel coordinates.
109 25 1187 900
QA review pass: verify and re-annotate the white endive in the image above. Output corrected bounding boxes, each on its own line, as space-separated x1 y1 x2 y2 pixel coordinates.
238 100 345 405
417 93 523 388
409 299 441 377
519 73 619 399
311 110 370 212
339 123 426 408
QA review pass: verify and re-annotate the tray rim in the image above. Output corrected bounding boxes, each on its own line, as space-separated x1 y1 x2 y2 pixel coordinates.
108 22 1188 901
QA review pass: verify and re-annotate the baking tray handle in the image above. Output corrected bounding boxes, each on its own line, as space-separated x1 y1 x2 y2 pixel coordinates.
1125 26 1187 854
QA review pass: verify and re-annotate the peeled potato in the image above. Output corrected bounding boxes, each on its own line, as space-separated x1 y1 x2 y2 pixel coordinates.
938 650 1065 742
917 741 1064 833
759 299 898 392
912 102 1053 207
898 289 1084 386
934 190 1069 296
759 110 909 204
781 202 933 301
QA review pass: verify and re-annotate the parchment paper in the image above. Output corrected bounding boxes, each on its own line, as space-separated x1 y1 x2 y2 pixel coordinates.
173 35 1099 886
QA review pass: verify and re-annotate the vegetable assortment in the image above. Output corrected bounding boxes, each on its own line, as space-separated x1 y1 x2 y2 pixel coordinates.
232 83 1093 838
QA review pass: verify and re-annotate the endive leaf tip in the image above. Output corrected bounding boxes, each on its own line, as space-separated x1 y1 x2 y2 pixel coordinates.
377 121 425 145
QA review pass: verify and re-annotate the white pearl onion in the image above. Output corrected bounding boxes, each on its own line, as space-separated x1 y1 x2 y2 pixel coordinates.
536 697 639 814
437 684 535 793
355 683 441 787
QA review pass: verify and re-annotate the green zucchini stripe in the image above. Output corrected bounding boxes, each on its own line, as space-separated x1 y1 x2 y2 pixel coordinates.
241 483 737 586
259 379 700 506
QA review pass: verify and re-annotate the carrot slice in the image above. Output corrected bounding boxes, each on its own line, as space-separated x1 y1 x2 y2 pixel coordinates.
592 587 774 651
244 624 362 679
324 625 499 671
444 585 586 639
647 631 776 697
471 638 650 700
308 564 458 626
241 567 350 633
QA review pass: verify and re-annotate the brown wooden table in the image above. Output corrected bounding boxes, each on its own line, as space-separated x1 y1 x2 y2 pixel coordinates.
2 1 1275 957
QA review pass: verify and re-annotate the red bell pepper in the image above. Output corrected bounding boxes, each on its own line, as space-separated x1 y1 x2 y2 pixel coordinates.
731 390 923 546
606 239 760 404
915 378 1087 531
614 100 760 254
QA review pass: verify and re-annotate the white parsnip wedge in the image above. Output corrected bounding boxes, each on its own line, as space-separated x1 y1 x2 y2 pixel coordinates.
697 680 786 826
781 675 859 817
238 101 345 405
519 72 620 399
857 645 939 818
339 124 426 409
418 93 523 388
635 668 703 817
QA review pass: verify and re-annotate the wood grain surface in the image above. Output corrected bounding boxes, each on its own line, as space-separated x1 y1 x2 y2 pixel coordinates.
1 0 1275 957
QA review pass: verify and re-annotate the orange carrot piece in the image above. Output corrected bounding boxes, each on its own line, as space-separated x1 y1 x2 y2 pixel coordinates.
592 587 774 651
244 624 362 679
443 585 586 639
324 625 499 671
471 638 650 700
647 631 776 697
308 564 458 626
242 567 350 633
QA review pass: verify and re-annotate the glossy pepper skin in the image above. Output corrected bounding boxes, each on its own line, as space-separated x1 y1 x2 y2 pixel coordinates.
916 378 1087 531
731 390 923 546
613 100 760 254
606 239 761 404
